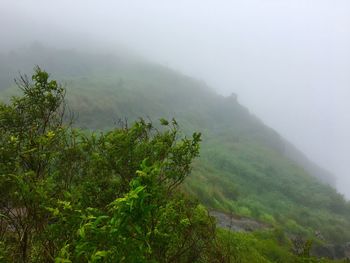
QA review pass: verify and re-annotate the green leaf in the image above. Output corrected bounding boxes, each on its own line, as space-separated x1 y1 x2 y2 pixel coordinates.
159 118 169 126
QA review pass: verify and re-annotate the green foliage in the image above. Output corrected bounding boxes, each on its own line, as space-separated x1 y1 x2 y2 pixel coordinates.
26 52 348 244
0 68 222 262
1 51 350 261
186 135 350 243
0 66 68 262
216 229 340 263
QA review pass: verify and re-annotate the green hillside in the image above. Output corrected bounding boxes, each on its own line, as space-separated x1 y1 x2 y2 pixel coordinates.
65 71 350 243
1 46 350 255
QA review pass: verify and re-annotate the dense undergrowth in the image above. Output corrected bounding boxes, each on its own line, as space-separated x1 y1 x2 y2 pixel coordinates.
57 64 350 245
1 47 350 261
1 67 344 262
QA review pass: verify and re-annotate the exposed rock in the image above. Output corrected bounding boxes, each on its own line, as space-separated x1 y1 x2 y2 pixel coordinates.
312 242 350 260
209 210 270 232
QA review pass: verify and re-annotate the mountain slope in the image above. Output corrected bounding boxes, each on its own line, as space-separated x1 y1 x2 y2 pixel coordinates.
0 46 349 244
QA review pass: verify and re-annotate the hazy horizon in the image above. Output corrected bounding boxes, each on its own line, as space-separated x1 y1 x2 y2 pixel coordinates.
1 0 349 198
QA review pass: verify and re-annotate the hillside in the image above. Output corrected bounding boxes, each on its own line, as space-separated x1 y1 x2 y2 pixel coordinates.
1 46 350 246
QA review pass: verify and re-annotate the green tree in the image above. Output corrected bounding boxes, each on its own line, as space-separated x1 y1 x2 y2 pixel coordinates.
0 67 67 261
0 67 222 262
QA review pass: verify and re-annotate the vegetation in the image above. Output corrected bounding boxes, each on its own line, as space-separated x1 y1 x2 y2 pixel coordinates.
0 67 342 263
1 47 350 261
0 67 222 262
46 54 350 244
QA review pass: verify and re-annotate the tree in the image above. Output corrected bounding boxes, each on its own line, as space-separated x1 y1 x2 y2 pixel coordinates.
0 67 223 262
0 67 66 262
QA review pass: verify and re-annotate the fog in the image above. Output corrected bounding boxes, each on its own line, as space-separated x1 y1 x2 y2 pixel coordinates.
1 0 350 198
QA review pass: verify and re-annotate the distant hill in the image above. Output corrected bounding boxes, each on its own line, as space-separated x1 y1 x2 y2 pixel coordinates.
1 45 349 244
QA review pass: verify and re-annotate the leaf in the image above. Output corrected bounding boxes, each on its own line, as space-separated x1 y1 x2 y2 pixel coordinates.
94 250 108 257
78 226 86 238
159 118 169 126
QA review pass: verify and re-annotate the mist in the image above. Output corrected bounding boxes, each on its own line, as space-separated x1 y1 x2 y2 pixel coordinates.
1 0 350 198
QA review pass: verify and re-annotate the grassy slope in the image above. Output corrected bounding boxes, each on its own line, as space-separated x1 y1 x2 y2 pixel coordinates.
1 47 350 246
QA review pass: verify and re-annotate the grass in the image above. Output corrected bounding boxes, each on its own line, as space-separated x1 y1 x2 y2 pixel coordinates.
1 47 350 248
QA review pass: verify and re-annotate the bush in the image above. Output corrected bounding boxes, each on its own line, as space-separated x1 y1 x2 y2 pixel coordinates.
0 68 221 262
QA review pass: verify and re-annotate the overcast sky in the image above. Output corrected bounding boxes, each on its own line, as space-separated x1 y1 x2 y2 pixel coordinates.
1 0 350 198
